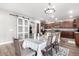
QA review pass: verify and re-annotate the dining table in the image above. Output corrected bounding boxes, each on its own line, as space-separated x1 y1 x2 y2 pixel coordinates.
22 32 61 56
22 38 47 56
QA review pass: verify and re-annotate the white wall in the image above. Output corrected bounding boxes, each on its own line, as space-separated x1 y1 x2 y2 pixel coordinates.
0 9 17 43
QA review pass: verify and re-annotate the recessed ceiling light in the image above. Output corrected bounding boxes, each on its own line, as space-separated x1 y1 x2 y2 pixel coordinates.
69 15 73 18
69 10 73 14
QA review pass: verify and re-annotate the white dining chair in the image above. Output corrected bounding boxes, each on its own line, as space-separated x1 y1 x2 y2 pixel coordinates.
41 34 54 56
52 32 60 44
52 32 61 53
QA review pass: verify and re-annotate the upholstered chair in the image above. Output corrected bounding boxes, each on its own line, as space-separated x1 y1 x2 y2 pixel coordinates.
13 38 36 56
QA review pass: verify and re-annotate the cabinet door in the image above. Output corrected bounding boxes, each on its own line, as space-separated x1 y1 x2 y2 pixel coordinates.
76 19 79 28
61 32 74 38
17 17 24 39
75 33 79 46
17 17 29 39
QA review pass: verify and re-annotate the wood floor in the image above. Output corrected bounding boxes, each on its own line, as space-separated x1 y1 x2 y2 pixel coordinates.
0 43 15 56
0 38 79 56
60 38 79 56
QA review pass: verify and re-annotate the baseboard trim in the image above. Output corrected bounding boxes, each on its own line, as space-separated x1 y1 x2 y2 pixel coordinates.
0 41 13 45
0 39 24 46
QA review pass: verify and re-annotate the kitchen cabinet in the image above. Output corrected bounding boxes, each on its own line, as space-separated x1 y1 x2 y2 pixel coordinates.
61 31 74 38
60 21 73 28
17 17 29 39
74 32 79 46
75 18 79 28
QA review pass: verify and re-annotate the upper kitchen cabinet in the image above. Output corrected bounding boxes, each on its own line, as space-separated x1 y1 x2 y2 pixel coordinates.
73 19 77 28
60 21 73 28
75 18 79 28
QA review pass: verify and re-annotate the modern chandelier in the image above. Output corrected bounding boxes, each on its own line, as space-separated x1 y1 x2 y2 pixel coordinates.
44 3 56 14
44 3 56 18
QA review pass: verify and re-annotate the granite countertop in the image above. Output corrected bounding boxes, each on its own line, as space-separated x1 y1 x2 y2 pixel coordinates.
52 28 78 32
45 28 79 32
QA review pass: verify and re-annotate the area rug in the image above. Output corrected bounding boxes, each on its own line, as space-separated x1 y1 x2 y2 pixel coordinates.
53 46 69 56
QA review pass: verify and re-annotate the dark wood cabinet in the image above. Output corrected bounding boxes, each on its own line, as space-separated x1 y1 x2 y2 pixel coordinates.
60 21 73 28
76 18 79 28
44 19 79 39
61 31 74 38
45 20 74 29
73 19 77 28
73 18 79 28
75 32 79 46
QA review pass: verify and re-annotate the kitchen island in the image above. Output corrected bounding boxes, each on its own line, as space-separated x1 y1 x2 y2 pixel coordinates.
52 28 77 38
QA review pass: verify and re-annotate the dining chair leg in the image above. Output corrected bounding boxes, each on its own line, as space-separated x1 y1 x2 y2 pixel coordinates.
35 51 37 56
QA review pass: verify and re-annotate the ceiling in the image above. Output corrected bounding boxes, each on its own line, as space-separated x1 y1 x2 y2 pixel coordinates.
0 3 79 21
